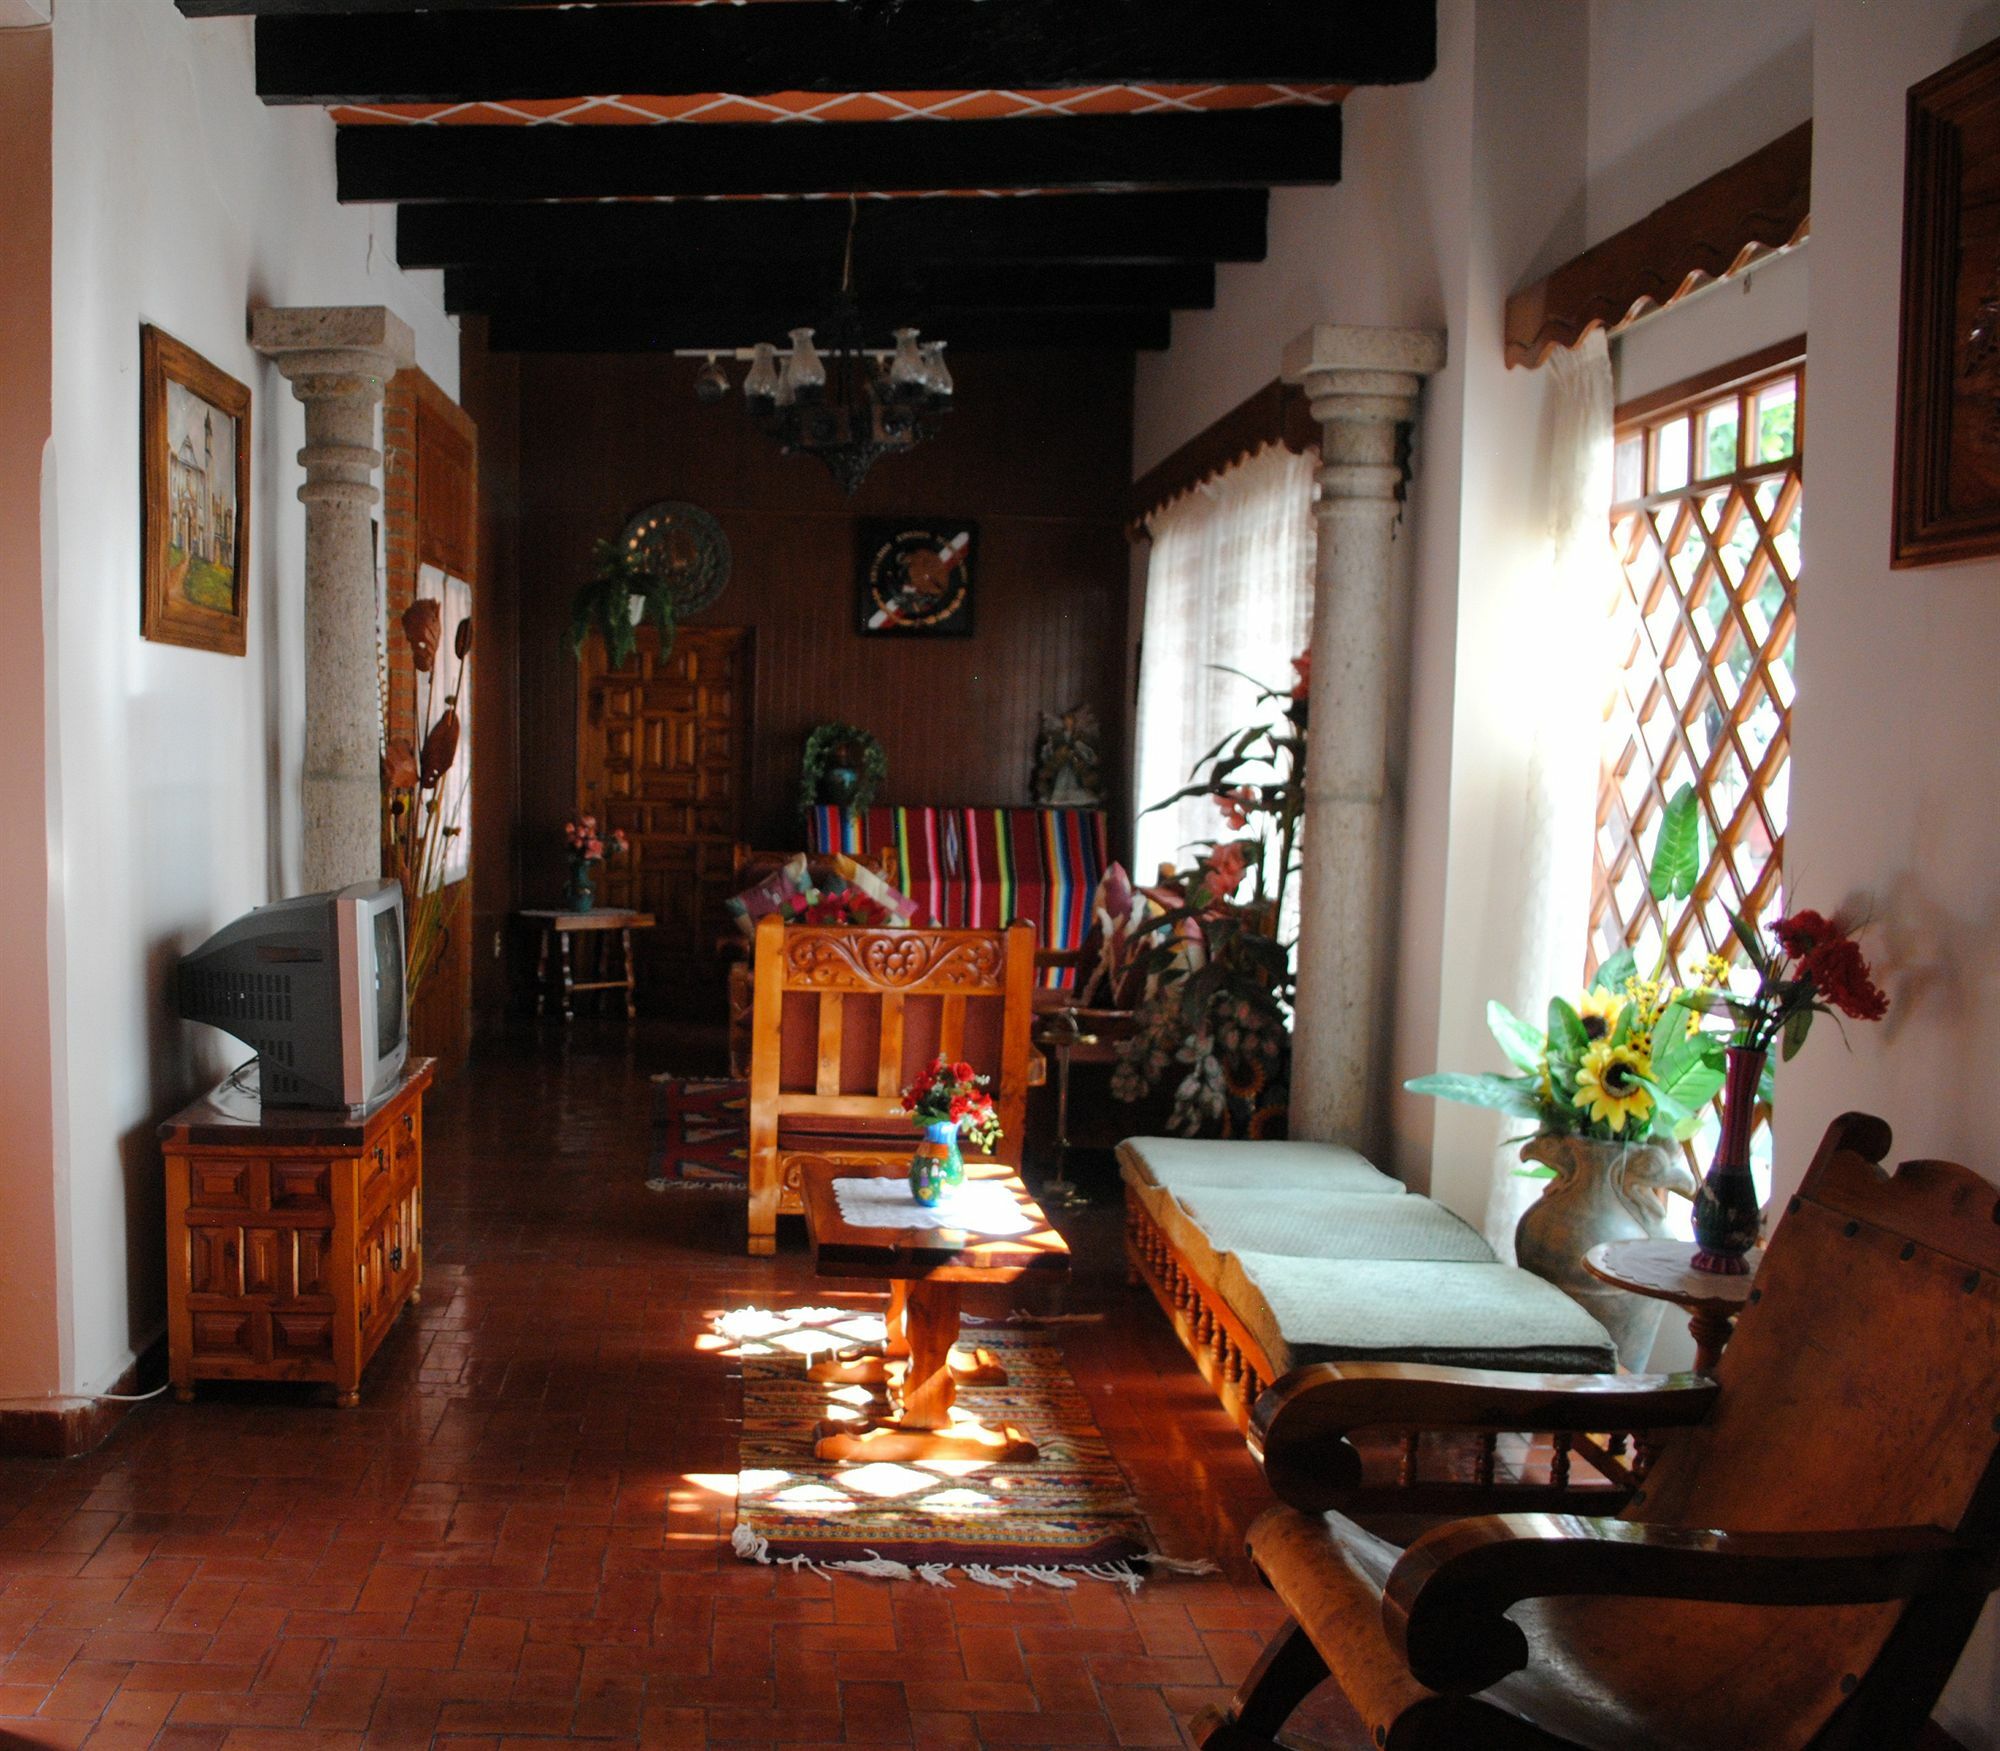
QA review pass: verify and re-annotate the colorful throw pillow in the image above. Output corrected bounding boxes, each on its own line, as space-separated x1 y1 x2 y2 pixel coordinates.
725 853 819 936
831 853 920 927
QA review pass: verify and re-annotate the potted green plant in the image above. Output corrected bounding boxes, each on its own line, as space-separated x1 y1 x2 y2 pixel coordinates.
1110 655 1307 1139
567 539 679 667
799 722 888 817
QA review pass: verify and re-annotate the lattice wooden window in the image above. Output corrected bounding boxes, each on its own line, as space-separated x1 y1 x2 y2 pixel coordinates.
1589 349 1803 987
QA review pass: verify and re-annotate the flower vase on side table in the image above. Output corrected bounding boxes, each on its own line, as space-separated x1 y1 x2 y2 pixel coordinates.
909 1120 956 1207
1692 1045 1766 1274
564 860 596 914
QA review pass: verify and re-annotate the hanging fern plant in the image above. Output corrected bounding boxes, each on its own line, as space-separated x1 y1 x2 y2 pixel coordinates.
800 722 889 817
567 540 679 668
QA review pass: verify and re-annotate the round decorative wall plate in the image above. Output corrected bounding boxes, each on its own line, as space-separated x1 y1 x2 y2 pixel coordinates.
619 500 732 615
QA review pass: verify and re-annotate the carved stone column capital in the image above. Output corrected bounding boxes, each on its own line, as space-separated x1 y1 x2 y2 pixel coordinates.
1281 324 1445 1149
253 306 417 893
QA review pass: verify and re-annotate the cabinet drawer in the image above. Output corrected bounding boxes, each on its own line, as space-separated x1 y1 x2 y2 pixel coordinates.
188 1161 256 1211
270 1163 333 1211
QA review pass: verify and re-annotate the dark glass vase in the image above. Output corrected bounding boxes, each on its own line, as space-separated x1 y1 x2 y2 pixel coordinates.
1691 1045 1766 1275
564 858 596 914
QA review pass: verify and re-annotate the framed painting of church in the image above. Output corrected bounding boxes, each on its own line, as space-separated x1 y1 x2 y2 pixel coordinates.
141 325 251 654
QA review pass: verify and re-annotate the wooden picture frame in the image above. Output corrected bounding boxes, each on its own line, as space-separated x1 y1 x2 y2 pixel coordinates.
856 519 977 638
141 325 251 653
1893 34 2000 567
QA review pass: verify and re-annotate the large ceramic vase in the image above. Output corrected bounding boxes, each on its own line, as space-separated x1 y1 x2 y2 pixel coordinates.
1691 1046 1767 1275
1516 1133 1697 1369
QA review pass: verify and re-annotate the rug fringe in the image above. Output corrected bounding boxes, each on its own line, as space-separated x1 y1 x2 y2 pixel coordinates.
730 1523 1197 1592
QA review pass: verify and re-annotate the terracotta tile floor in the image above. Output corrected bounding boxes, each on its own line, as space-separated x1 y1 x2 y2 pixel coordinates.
0 1022 1372 1751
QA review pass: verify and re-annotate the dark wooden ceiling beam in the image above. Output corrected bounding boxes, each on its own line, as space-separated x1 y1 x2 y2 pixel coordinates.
254 2 1434 104
397 191 1269 271
484 307 1174 355
338 106 1342 203
442 262 1217 319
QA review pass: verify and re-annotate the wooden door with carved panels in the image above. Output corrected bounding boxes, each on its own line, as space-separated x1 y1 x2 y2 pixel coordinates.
577 626 752 1012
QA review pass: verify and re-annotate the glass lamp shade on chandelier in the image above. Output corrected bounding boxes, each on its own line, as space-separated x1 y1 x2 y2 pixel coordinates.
679 199 953 494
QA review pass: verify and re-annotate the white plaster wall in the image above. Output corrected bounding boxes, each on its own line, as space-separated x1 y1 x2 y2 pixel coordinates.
1786 4 2000 1739
47 1 457 1396
1586 0 1815 246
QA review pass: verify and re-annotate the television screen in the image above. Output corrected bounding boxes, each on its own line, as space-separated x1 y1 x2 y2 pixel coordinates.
374 905 404 1058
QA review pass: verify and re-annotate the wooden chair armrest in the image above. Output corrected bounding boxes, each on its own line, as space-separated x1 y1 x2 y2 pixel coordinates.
1252 1363 1719 1513
1384 1513 1982 1694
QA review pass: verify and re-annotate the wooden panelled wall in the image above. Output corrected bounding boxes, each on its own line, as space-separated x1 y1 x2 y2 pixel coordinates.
461 323 1135 988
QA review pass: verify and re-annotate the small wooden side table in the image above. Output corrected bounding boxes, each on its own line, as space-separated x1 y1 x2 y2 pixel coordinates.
1585 1239 1763 1374
799 1156 1070 1465
520 908 655 1019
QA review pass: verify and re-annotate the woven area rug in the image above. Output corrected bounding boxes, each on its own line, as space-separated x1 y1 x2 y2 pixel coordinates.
647 1075 747 1190
720 1305 1181 1587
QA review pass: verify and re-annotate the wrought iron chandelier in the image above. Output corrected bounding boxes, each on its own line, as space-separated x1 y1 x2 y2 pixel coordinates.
679 198 953 495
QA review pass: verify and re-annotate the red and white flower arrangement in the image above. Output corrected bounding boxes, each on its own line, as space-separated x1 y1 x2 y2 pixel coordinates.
899 1056 1003 1155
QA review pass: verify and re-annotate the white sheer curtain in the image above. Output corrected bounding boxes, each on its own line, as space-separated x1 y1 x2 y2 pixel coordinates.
1133 444 1318 888
1486 329 1617 1255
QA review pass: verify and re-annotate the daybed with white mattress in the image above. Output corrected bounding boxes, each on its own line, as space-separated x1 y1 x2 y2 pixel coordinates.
1119 1136 1616 1432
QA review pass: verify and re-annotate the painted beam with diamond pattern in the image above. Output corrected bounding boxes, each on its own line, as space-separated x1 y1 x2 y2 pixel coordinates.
338 106 1342 202
253 2 1436 105
396 190 1269 271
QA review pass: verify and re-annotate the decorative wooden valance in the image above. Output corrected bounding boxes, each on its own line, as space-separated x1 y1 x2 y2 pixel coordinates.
1505 121 1812 369
1125 376 1320 536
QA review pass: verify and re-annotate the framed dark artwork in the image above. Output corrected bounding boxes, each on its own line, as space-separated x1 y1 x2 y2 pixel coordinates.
856 519 977 637
141 325 251 654
1894 33 2000 567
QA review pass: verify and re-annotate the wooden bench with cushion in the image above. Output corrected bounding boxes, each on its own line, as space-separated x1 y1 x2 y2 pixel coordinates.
1121 1137 1615 1432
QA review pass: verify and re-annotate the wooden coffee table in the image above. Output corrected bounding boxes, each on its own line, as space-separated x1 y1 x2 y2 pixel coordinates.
798 1156 1070 1465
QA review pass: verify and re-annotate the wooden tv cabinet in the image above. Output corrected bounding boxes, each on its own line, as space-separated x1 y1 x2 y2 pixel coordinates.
160 1058 434 1407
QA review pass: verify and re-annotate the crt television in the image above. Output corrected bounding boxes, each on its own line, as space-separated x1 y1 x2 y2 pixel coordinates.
176 879 409 1110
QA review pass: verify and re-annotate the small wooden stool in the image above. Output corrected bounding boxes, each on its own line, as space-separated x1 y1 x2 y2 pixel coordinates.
520 908 655 1020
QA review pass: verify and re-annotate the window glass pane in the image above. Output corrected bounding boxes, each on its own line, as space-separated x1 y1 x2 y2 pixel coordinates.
1700 401 1740 478
1614 434 1645 502
1654 417 1690 492
1756 379 1798 461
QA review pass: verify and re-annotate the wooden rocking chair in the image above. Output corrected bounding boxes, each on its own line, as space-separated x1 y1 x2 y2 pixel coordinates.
745 915 1036 1255
1196 1112 2000 1751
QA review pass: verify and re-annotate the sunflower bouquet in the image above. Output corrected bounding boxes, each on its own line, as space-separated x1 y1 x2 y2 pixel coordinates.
1407 950 1729 1144
1406 786 1730 1145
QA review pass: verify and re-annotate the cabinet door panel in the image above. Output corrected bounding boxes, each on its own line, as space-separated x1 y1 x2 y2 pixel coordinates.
295 1229 333 1300
187 1227 241 1296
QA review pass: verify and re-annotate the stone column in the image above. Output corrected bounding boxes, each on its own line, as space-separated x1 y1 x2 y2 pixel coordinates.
1282 324 1446 1147
253 307 416 893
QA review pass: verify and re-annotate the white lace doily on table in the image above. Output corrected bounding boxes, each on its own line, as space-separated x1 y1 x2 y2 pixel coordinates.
831 1177 1034 1236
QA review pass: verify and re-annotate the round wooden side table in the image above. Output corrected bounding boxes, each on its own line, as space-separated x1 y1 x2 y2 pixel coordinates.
1584 1238 1763 1374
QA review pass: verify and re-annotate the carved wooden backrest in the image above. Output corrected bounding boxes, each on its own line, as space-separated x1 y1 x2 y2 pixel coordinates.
748 916 1035 1166
1613 1113 2000 1737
